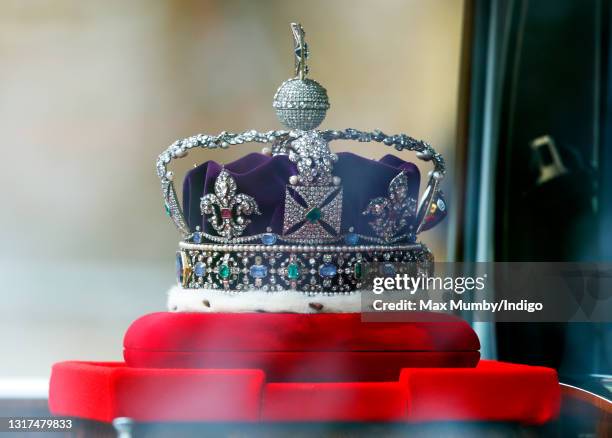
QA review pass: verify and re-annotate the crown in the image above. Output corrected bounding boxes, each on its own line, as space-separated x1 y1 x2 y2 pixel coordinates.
157 24 447 312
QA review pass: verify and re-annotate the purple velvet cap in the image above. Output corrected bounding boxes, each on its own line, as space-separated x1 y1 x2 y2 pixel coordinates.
183 152 437 237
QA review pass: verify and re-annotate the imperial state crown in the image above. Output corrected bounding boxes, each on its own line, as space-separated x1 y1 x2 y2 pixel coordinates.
158 23 448 313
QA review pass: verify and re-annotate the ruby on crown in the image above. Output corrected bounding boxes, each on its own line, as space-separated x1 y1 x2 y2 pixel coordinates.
200 169 260 239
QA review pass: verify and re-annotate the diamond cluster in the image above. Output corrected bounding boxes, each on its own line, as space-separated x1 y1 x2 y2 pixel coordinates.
200 169 260 239
282 185 343 240
287 130 338 185
273 78 330 130
363 172 417 241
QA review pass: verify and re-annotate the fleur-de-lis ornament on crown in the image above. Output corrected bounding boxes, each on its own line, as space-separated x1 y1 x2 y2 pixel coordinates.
362 172 417 241
200 169 260 239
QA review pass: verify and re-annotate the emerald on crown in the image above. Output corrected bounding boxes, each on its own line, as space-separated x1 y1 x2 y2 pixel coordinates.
282 185 343 240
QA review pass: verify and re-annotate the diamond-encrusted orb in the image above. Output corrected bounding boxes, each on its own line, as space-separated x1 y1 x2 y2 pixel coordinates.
273 78 330 130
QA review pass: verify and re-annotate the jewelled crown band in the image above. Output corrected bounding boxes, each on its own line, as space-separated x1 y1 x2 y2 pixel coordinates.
157 23 447 297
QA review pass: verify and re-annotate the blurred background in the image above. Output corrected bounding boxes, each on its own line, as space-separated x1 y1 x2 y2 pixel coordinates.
0 0 464 379
1 0 611 421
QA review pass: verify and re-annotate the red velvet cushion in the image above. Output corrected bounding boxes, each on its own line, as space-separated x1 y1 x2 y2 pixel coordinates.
49 362 265 422
123 312 480 381
49 360 560 424
125 351 480 382
401 361 561 424
124 312 480 352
